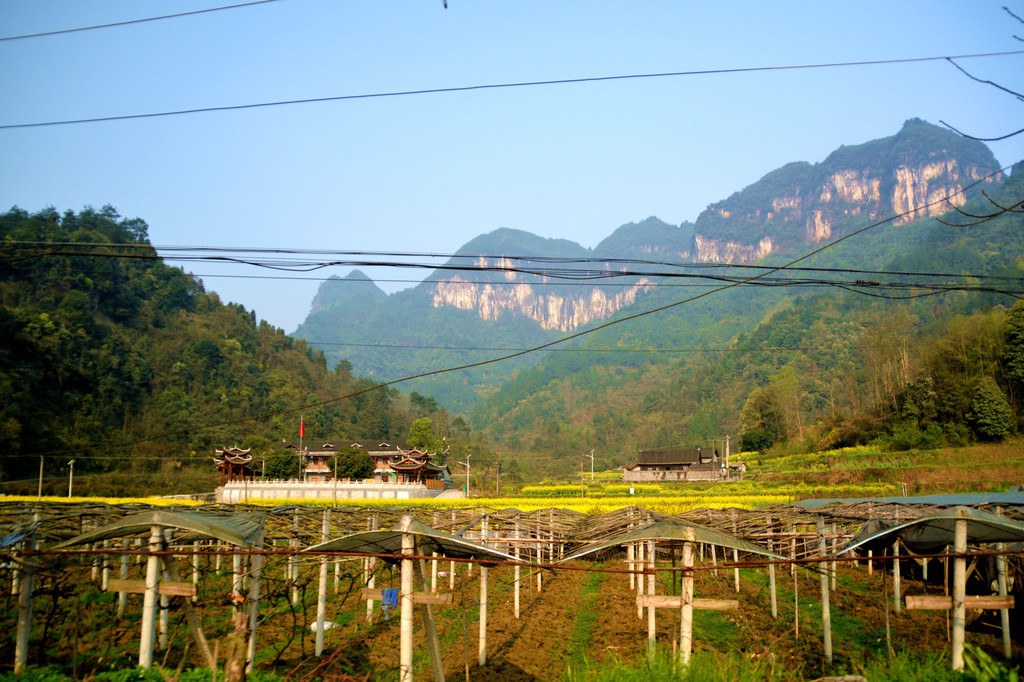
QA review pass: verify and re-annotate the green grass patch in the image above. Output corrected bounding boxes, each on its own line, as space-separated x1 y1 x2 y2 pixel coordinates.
565 646 792 681
564 566 606 666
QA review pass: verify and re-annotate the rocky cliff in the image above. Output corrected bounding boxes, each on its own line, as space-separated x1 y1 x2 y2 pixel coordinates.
294 119 1008 394
422 121 1001 330
431 269 654 332
691 119 1002 260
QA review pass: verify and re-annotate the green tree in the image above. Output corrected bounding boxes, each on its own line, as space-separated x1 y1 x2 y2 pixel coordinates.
263 450 301 479
968 377 1015 441
334 448 374 479
740 387 786 448
407 417 444 452
1005 299 1024 400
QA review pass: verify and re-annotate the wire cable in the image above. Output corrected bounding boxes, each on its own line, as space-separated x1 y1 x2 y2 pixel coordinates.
14 165 1012 460
1 49 1022 129
0 0 281 43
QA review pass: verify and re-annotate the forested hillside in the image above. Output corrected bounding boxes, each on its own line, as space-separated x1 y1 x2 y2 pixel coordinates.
0 207 479 494
472 164 1024 477
293 121 1004 417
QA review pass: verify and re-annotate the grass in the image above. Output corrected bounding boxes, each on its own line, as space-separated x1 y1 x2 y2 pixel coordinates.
565 646 792 682
562 645 975 682
563 566 605 667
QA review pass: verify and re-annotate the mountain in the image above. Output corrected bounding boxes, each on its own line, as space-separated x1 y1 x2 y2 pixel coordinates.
472 165 1024 476
309 270 387 315
692 118 1001 259
292 119 1004 414
0 207 479 493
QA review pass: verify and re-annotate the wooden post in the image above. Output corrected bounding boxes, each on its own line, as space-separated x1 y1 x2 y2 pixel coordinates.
139 524 163 669
636 539 645 619
789 523 797 579
766 516 778 619
793 549 800 640
817 516 833 666
951 517 967 671
161 554 215 670
731 509 740 593
479 514 489 667
366 514 378 622
102 539 111 590
118 537 130 618
450 510 457 591
232 552 244 618
14 512 38 675
514 519 521 619
416 545 446 682
647 539 656 659
192 543 200 603
830 522 837 592
431 552 438 594
315 511 330 656
536 517 542 593
627 508 635 590
996 509 1012 660
680 530 695 666
400 516 416 682
893 538 902 615
158 529 172 652
290 511 300 607
245 531 265 674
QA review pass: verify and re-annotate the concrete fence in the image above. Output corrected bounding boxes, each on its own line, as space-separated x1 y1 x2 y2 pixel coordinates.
216 480 452 503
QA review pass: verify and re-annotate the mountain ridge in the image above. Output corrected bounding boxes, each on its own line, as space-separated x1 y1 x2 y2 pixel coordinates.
292 119 1006 412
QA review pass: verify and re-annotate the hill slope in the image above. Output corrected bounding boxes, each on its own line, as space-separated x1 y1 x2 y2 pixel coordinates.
292 119 1004 416
0 207 467 491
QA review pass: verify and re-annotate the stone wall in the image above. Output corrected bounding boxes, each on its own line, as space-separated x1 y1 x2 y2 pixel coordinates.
623 468 742 483
216 480 452 503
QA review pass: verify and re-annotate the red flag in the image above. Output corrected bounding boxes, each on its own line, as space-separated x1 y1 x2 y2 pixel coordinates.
300 417 305 438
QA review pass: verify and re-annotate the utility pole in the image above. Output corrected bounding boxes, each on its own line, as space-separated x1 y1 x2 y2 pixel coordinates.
37 456 43 500
586 449 595 481
495 462 501 495
458 453 472 497
67 459 75 498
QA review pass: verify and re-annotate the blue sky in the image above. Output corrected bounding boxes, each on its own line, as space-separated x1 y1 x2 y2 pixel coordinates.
2 1 1022 332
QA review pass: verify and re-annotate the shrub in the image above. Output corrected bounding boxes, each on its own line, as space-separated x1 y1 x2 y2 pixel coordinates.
969 377 1015 441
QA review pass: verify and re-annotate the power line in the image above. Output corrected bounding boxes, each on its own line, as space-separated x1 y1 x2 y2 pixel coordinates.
16 166 1007 458
4 241 1021 291
2 49 1022 129
301 340 940 354
0 0 281 42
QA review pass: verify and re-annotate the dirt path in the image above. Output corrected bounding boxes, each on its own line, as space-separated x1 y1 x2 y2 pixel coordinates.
447 565 589 680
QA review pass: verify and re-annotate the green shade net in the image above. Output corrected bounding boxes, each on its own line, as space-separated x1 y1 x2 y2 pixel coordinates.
53 509 267 549
559 518 787 563
304 516 520 564
841 506 1024 554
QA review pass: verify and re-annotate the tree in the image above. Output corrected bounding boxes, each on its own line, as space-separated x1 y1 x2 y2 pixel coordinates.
407 417 444 453
740 387 787 448
333 448 374 479
1005 300 1024 399
264 450 301 479
968 377 1015 441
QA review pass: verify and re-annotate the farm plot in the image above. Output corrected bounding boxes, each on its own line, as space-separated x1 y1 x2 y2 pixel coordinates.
0 500 1020 680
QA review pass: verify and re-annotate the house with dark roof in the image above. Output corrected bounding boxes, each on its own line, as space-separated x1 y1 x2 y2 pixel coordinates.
624 447 743 482
349 440 451 489
283 441 341 483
